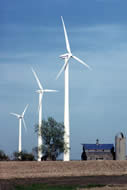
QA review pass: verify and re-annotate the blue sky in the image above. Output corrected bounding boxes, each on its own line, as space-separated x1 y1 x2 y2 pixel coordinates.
0 0 127 159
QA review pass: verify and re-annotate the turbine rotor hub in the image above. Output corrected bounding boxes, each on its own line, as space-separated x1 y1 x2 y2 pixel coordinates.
36 90 43 94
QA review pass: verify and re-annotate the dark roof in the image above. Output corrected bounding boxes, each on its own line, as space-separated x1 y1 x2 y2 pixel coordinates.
82 144 114 150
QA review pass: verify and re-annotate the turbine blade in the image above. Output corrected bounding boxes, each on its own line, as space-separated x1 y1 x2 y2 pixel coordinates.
23 118 27 132
61 16 71 53
10 113 20 118
44 89 58 92
56 57 69 80
72 55 91 70
31 67 43 90
22 104 29 117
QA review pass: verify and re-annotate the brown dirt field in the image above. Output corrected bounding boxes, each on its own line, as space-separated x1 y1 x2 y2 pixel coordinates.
0 161 127 189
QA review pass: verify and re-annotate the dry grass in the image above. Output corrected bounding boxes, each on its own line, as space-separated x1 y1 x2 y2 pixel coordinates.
0 160 127 179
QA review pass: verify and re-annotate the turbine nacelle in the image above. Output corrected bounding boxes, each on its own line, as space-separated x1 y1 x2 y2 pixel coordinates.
36 89 57 94
19 115 23 119
36 89 43 94
59 53 72 59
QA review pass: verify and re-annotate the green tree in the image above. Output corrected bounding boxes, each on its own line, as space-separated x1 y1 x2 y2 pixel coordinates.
0 150 9 161
34 117 68 160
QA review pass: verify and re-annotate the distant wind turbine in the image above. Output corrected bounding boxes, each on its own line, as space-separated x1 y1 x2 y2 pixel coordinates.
10 104 29 156
56 16 91 161
32 68 57 162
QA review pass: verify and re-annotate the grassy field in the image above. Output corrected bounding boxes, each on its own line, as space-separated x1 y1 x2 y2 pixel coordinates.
14 184 77 190
14 184 104 190
13 184 127 190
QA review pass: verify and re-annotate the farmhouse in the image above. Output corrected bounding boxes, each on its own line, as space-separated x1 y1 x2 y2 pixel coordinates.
81 139 115 160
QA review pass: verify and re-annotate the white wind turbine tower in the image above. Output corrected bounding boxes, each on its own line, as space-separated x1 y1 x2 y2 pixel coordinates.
56 16 91 161
10 104 29 155
32 68 57 162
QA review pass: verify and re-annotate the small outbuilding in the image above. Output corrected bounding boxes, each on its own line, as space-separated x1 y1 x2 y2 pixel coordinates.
81 139 115 160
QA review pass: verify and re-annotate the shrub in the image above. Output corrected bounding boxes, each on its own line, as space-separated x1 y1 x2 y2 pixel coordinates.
13 151 35 161
0 150 9 161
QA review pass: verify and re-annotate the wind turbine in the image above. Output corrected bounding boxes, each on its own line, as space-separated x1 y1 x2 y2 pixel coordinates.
56 16 91 161
32 68 57 162
10 104 29 156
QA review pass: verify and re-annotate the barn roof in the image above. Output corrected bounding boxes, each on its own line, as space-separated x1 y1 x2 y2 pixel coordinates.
82 144 114 150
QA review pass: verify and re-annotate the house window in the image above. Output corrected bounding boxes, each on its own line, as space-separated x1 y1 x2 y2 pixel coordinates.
96 157 103 160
